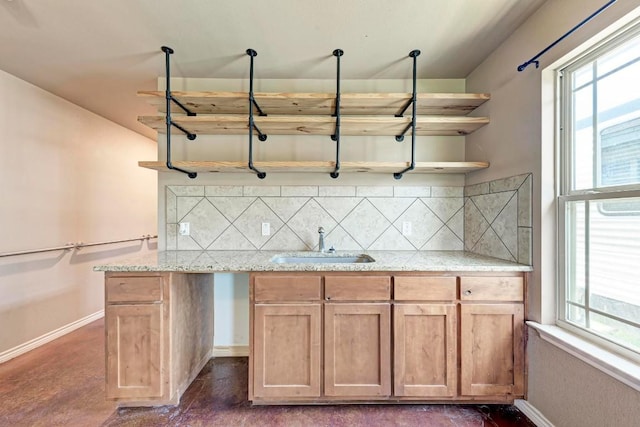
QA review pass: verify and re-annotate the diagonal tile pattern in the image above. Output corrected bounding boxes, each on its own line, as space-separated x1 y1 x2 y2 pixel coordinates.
464 173 532 264
261 225 308 251
394 200 443 249
369 197 415 223
287 199 338 250
181 199 230 248
341 199 391 249
207 197 256 222
233 199 284 249
261 197 309 223
165 177 532 263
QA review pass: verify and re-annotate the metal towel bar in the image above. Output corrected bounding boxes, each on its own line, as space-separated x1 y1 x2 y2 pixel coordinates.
0 235 157 258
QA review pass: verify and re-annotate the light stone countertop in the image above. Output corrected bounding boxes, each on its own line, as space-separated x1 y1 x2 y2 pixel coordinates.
93 250 532 273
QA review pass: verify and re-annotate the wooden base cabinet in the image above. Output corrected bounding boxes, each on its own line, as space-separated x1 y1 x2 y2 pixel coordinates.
324 303 391 397
104 272 214 407
106 303 164 399
250 272 526 405
393 303 457 397
460 303 524 397
459 276 525 398
253 304 321 398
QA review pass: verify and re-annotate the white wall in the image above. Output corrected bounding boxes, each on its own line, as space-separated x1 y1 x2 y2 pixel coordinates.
213 273 249 348
0 70 157 358
465 1 640 425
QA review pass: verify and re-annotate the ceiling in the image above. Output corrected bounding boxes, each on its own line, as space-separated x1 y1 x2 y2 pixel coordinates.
0 0 547 139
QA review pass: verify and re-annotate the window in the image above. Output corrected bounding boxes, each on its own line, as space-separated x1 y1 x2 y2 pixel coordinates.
558 21 640 358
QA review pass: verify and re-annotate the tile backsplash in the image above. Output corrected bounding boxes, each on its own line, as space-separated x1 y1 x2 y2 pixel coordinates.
166 185 465 252
464 173 532 265
164 174 532 265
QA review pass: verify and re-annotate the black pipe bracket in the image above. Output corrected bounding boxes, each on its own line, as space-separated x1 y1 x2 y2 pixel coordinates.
394 49 421 180
330 49 344 179
161 46 197 179
246 49 266 179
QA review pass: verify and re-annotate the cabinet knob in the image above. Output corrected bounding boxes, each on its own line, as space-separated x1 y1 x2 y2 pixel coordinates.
326 296 331 300
464 290 472 296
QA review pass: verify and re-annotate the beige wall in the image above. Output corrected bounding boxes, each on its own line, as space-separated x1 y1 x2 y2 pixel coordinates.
0 70 157 357
528 332 640 427
466 0 640 425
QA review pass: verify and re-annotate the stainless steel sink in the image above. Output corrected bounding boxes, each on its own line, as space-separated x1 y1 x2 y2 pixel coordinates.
271 253 375 264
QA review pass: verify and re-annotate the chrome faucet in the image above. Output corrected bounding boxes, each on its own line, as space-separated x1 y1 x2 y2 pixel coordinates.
318 227 325 253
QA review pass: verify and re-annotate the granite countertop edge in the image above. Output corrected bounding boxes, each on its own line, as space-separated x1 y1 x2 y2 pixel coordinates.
94 250 533 273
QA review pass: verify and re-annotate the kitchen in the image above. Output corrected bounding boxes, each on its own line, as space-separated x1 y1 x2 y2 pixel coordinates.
1 1 640 426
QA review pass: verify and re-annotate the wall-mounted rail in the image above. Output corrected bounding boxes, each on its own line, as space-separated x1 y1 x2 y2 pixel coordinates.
0 235 157 258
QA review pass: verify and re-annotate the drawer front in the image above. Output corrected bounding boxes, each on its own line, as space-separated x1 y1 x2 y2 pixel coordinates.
394 276 457 301
324 276 391 301
459 276 524 301
106 275 164 303
254 275 322 302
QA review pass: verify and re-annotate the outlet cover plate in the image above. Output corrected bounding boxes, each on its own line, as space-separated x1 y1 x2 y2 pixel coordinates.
261 222 270 236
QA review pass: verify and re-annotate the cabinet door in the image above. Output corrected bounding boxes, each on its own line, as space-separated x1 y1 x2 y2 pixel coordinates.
105 304 163 399
394 304 457 397
460 303 524 397
253 304 321 398
324 303 391 397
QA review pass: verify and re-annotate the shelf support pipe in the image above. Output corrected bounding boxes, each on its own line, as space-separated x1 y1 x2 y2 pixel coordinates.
517 0 617 72
330 49 344 179
161 46 197 179
246 49 266 179
394 50 420 180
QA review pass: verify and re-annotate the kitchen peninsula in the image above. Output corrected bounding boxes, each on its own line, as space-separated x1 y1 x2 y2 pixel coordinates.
95 250 531 407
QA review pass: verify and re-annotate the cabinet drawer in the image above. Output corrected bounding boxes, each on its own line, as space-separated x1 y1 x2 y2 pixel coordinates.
324 276 391 301
106 276 163 303
254 275 322 301
459 276 524 301
394 277 457 301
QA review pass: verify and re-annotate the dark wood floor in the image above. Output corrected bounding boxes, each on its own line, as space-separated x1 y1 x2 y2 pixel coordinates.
0 319 536 426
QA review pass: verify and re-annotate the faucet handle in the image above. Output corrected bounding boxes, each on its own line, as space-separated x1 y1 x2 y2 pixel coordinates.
318 226 324 234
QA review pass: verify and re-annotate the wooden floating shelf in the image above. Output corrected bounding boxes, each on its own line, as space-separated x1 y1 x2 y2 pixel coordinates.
138 88 491 177
139 115 489 136
138 161 489 174
138 91 490 116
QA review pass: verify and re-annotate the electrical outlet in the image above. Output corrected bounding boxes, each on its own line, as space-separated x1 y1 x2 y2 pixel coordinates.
179 222 190 236
261 222 270 236
402 221 412 236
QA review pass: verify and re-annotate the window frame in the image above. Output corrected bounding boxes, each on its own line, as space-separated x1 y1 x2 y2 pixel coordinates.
557 19 640 362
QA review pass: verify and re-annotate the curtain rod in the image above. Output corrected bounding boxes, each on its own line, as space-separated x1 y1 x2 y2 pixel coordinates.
518 0 617 72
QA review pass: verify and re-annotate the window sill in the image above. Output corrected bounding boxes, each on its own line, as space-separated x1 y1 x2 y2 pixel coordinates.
527 322 640 392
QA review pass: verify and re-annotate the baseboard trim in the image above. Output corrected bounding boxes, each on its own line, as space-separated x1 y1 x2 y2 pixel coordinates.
0 310 105 364
212 345 249 357
514 399 555 427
